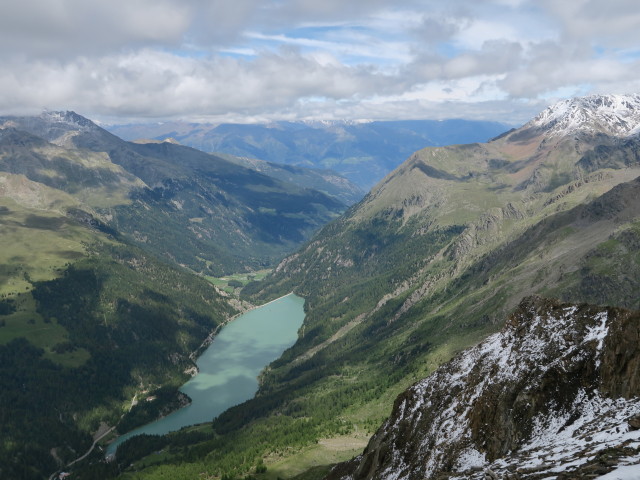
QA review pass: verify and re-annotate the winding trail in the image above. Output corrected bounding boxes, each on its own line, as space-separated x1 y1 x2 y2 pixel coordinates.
68 426 116 465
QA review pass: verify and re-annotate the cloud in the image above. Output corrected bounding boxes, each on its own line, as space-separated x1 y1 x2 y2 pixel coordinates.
0 48 402 119
540 0 640 48
0 0 639 124
0 0 190 59
406 40 524 82
411 15 463 47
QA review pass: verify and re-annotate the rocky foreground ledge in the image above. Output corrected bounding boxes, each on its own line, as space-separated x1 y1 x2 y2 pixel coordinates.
327 296 640 480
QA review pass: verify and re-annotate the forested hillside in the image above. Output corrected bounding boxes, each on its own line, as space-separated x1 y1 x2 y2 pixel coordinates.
0 239 236 479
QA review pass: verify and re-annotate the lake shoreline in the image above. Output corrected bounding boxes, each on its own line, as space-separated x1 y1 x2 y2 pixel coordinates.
105 292 304 459
190 291 295 365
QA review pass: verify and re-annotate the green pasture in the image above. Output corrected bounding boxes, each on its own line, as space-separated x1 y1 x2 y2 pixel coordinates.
0 198 99 366
206 269 272 294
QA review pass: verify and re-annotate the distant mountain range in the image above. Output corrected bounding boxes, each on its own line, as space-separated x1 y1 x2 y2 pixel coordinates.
107 119 511 189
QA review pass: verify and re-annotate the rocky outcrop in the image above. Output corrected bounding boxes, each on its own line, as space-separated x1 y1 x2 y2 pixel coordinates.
445 203 525 262
326 297 640 480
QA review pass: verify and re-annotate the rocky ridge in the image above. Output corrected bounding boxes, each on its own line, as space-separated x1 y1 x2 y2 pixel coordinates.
327 297 640 480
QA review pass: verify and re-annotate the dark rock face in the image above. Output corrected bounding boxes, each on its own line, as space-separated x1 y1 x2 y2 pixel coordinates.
327 297 640 480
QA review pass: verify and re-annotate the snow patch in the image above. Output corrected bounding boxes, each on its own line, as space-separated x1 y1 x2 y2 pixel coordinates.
597 462 640 479
455 448 486 471
584 311 609 367
345 300 640 480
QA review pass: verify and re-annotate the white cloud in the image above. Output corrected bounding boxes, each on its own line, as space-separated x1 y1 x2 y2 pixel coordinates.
0 48 402 120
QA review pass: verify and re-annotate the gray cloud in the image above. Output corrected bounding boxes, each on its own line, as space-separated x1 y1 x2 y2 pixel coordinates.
0 0 190 59
541 0 640 47
0 0 405 59
411 15 464 46
0 48 400 120
406 39 524 82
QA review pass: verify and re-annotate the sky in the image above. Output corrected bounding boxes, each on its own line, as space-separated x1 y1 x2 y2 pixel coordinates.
1 0 640 126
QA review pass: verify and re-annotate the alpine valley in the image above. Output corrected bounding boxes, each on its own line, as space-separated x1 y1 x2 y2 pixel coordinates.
1 94 640 480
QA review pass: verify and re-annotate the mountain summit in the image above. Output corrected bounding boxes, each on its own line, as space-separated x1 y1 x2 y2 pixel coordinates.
523 93 640 138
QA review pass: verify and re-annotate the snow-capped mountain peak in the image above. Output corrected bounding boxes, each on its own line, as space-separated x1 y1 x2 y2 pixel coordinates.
525 93 640 138
40 110 98 130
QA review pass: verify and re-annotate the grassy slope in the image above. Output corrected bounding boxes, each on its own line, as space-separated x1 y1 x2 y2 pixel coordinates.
214 152 364 206
0 174 98 365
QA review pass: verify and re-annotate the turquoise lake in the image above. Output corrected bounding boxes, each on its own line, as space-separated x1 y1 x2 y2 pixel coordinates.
106 293 305 457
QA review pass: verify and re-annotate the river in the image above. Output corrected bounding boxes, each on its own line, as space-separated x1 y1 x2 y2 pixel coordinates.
106 293 305 457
